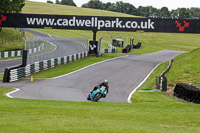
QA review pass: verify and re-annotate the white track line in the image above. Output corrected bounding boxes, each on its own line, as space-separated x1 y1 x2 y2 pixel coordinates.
127 63 161 103
52 55 129 79
6 88 20 98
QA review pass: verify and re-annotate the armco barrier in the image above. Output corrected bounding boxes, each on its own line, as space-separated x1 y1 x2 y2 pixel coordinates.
174 83 200 103
0 50 22 59
9 51 88 82
101 48 117 53
0 43 44 59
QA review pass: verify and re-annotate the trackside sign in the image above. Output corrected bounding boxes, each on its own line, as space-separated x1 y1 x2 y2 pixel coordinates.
1 13 200 33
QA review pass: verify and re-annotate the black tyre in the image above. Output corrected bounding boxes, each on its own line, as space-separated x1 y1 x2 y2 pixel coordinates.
93 93 102 102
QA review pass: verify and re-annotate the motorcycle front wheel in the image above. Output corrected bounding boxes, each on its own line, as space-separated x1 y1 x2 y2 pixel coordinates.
93 93 102 102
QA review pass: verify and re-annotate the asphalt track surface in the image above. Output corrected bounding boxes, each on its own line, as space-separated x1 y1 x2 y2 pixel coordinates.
1 50 186 103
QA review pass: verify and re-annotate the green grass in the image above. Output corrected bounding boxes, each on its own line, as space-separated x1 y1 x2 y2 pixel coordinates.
137 61 169 90
33 29 200 54
22 1 137 17
0 28 34 52
0 28 24 52
33 53 123 78
0 2 200 132
0 86 200 133
0 49 200 132
131 61 169 102
166 48 200 88
0 73 3 80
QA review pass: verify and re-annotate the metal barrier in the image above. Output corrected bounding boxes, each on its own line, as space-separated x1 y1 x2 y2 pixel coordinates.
9 51 88 82
24 36 88 64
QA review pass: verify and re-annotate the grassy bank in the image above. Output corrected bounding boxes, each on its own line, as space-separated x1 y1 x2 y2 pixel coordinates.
0 28 24 52
22 1 136 17
166 48 200 88
0 73 3 80
33 29 200 54
33 53 123 78
0 28 34 52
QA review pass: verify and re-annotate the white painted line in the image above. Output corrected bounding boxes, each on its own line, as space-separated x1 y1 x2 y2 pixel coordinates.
6 88 20 98
127 63 161 103
52 55 129 79
48 34 52 37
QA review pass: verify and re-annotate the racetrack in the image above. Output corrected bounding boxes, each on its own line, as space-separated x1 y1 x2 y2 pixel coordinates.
1 50 186 103
0 29 87 73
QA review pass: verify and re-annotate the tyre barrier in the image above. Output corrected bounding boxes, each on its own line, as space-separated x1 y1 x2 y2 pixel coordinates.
132 42 142 49
174 83 200 103
0 43 44 59
122 45 131 53
9 51 88 82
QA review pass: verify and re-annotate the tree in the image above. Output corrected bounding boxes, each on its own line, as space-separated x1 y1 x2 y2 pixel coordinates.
102 2 111 10
55 0 60 4
0 0 25 13
171 9 179 19
81 0 103 9
189 8 200 19
107 3 116 12
115 1 136 14
137 6 150 17
61 0 77 7
159 7 170 18
178 8 190 19
47 0 53 4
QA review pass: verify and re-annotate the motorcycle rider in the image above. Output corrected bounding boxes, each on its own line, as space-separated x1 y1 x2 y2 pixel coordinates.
87 79 109 100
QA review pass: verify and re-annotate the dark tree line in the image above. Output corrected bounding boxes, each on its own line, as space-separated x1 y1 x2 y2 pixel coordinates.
81 0 200 19
48 0 77 7
0 0 25 13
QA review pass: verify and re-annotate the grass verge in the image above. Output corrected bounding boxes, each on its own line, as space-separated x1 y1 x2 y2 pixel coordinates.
0 73 3 80
0 86 200 132
33 29 200 54
33 53 124 78
166 48 200 88
0 28 34 52
131 61 169 102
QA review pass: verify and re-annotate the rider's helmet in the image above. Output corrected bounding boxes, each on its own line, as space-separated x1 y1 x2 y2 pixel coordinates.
103 79 108 85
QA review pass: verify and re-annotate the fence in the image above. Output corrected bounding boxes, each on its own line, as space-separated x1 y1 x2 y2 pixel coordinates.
9 51 88 82
24 36 88 64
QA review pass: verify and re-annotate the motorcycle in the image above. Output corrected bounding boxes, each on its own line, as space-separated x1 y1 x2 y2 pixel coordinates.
87 86 107 102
